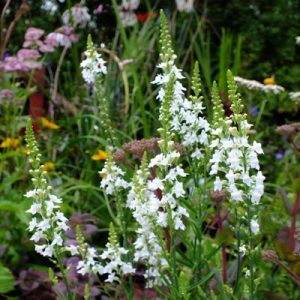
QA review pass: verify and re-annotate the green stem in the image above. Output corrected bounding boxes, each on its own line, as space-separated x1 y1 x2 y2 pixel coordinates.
233 207 241 296
255 97 267 128
247 203 254 300
169 213 179 300
56 250 73 300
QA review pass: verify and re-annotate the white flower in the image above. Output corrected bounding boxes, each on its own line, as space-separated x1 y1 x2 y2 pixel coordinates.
30 230 44 242
234 76 285 94
289 92 300 102
25 189 42 198
28 218 38 231
239 244 247 256
250 219 260 234
176 0 194 13
49 194 62 203
62 5 91 28
77 260 90 275
245 269 251 278
80 51 107 84
148 178 164 191
225 170 235 185
121 0 140 10
46 32 72 48
41 0 58 15
52 232 63 246
26 185 69 259
119 10 137 27
100 161 129 195
171 181 185 198
27 203 42 215
66 245 79 255
98 242 135 282
37 219 51 231
263 84 285 94
214 176 223 191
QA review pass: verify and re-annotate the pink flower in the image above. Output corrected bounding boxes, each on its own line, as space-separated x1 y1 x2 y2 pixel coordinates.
69 34 79 43
17 49 40 60
25 27 45 41
96 4 103 14
22 60 42 70
61 25 72 36
3 50 42 72
39 43 55 53
0 89 13 101
3 57 24 72
46 26 79 48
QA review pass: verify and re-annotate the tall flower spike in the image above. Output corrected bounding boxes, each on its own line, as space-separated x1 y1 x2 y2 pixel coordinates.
227 70 246 125
159 10 174 64
25 119 69 258
158 74 175 151
211 81 228 135
100 149 130 195
80 34 107 85
81 35 116 145
153 13 209 158
190 62 202 100
98 223 135 283
127 153 168 287
209 73 265 205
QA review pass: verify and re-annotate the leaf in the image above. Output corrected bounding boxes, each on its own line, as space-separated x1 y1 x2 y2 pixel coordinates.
0 264 15 294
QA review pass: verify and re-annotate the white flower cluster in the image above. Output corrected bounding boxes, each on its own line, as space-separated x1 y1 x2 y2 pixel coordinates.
100 158 130 195
75 246 99 275
296 36 300 45
74 243 135 283
25 188 69 257
62 5 91 28
176 0 194 13
234 76 285 94
67 240 134 282
289 91 300 103
127 166 166 287
152 56 210 159
98 240 135 282
127 150 188 287
80 46 107 84
149 150 189 230
41 0 60 15
210 120 265 206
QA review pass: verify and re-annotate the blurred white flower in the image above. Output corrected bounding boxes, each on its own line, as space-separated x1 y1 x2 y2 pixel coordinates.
234 76 285 95
119 10 137 27
176 0 194 13
41 0 59 15
62 4 91 28
250 219 260 234
122 0 140 10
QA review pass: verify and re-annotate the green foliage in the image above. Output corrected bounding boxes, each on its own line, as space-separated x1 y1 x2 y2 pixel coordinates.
0 1 300 299
0 264 15 294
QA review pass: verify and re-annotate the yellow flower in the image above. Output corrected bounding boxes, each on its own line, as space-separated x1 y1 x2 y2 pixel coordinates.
40 117 60 129
42 161 56 172
0 137 21 149
263 77 275 85
91 149 107 161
